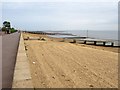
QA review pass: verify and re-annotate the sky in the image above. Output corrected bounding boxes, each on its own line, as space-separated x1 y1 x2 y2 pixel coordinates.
0 0 119 31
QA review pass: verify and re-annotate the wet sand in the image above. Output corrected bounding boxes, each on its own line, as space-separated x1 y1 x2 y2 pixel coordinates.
23 33 118 88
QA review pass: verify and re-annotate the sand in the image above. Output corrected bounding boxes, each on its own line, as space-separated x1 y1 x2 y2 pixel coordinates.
23 33 118 88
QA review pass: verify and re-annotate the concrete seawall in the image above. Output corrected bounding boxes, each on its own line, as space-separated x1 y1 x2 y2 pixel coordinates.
12 33 33 88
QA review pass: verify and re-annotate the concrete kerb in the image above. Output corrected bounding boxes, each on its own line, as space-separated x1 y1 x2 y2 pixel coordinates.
12 33 33 88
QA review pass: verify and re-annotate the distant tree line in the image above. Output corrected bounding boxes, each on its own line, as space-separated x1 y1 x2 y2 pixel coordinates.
2 21 17 34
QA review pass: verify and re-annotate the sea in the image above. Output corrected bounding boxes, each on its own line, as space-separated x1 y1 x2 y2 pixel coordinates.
47 30 119 46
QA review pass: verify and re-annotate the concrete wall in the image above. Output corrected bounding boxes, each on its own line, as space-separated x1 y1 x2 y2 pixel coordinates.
12 33 33 88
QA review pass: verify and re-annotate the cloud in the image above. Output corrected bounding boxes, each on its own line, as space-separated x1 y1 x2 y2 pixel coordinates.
0 2 2 27
2 2 118 30
1 0 119 2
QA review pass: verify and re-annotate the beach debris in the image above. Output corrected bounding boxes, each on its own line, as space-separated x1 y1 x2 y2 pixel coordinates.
35 72 37 76
70 39 76 43
73 39 76 43
60 39 65 42
73 70 76 72
33 62 36 64
65 79 70 81
61 74 65 77
41 37 46 41
24 37 29 40
41 82 46 85
25 46 28 51
52 76 55 79
38 37 41 40
89 84 94 87
26 79 31 81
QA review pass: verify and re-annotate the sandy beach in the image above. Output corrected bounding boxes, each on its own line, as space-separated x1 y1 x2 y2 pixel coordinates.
23 33 118 88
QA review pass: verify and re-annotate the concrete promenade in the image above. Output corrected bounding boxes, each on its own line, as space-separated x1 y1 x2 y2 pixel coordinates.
2 32 20 88
0 36 2 90
12 33 33 88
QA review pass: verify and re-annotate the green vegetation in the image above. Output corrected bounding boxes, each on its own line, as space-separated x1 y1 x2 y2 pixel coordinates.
10 28 17 33
2 21 17 34
3 21 11 28
1 27 6 32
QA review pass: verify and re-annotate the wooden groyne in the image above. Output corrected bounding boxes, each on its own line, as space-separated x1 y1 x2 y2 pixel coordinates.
23 31 119 47
63 36 119 47
23 31 74 36
77 39 115 46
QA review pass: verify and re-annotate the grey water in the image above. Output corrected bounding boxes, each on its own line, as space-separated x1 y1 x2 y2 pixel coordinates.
66 30 118 40
49 30 118 40
48 30 119 46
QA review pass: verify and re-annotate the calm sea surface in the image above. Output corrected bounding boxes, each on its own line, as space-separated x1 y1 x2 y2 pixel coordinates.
48 30 119 46
49 30 118 40
66 30 118 40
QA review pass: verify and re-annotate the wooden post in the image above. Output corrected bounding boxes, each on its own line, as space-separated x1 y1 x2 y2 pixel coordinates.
111 42 114 46
87 30 88 38
94 41 96 45
103 42 106 46
84 41 86 44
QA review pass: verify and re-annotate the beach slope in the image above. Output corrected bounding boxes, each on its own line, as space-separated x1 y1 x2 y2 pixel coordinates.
24 33 118 88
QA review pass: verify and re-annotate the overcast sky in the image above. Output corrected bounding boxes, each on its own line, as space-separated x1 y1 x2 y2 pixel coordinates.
1 0 119 31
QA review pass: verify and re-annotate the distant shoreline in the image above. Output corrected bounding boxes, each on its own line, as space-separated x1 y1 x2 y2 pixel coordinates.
23 32 120 53
23 31 119 47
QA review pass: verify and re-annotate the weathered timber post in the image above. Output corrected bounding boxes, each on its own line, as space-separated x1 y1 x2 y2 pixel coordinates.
103 42 106 46
111 42 114 46
84 41 86 44
94 41 97 45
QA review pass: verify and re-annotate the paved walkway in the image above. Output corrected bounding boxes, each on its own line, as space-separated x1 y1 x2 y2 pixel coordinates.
0 36 2 90
0 31 5 36
12 33 33 88
2 32 20 88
